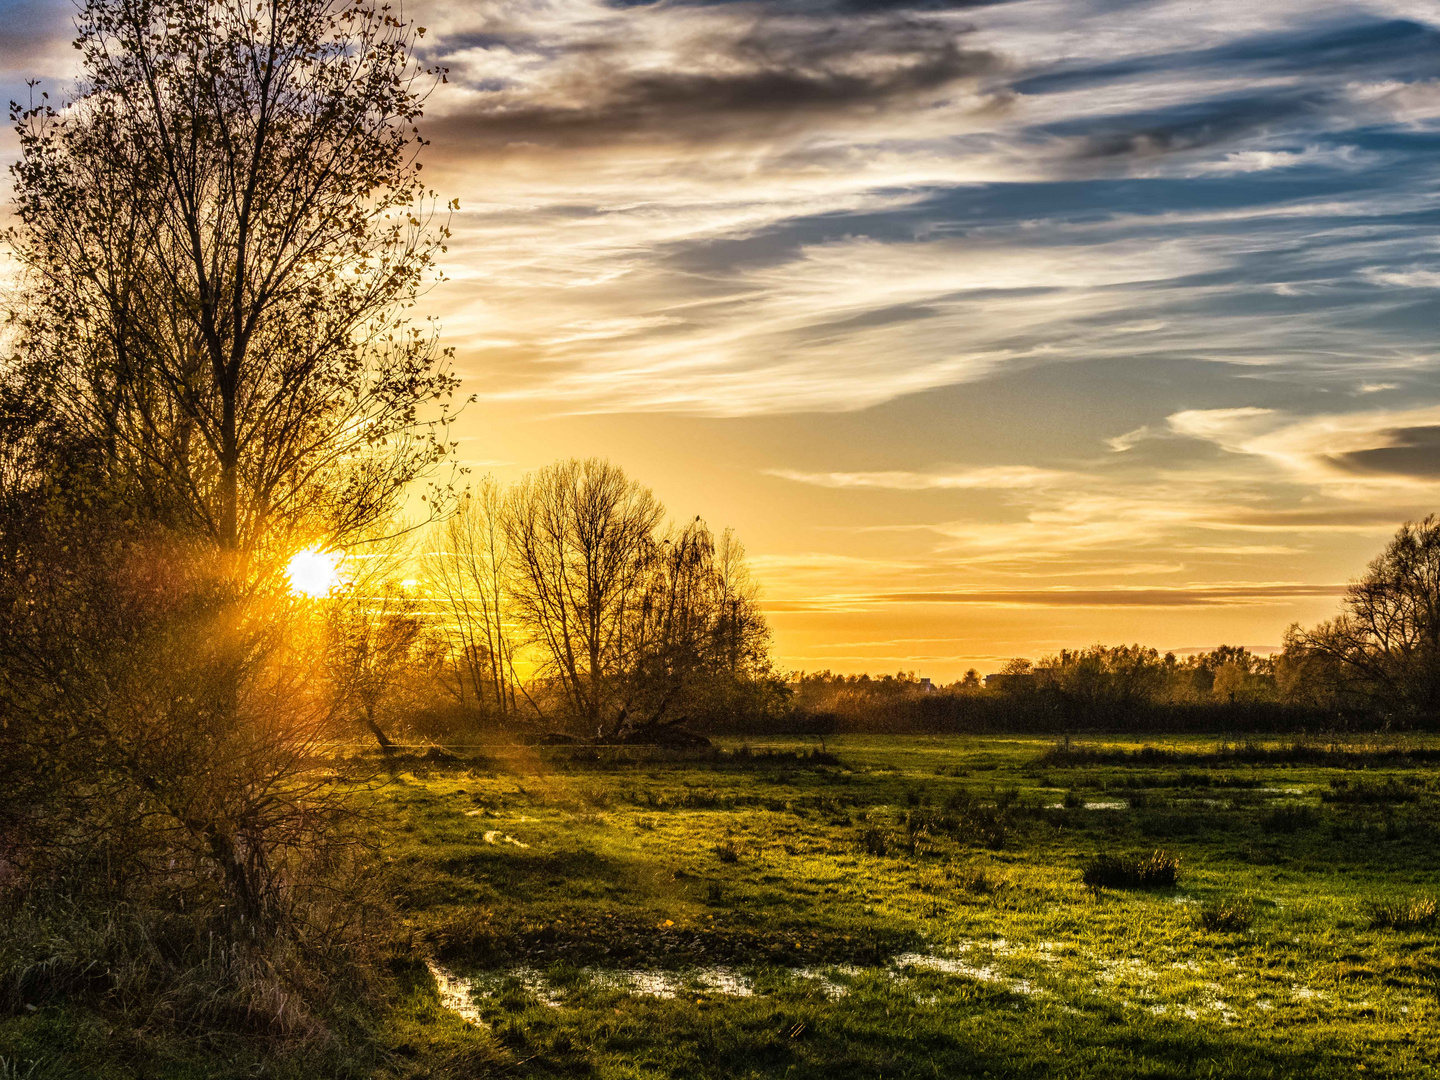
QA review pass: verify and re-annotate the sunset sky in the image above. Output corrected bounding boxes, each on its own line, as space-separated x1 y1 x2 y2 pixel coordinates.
5 0 1440 677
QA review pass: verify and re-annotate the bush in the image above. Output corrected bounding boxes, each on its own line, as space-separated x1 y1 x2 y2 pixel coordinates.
1197 896 1255 932
1367 895 1439 930
714 838 741 863
1082 850 1179 889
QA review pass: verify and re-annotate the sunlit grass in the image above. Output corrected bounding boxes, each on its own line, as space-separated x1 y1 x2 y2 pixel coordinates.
364 734 1440 1078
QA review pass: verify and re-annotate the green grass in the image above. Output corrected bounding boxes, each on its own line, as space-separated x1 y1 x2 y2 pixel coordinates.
10 733 1440 1077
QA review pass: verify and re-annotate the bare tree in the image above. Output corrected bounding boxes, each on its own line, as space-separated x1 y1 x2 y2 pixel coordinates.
1286 515 1440 716
497 462 780 740
424 478 520 720
710 527 772 684
504 459 663 736
323 539 442 751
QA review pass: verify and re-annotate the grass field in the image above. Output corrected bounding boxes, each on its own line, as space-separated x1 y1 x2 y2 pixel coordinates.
8 734 1440 1078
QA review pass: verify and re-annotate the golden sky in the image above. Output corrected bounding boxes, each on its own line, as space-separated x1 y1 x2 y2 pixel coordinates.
6 0 1440 676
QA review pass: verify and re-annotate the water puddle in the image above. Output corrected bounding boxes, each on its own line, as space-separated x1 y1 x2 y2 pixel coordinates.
428 943 1340 1027
427 960 486 1026
892 951 1037 996
589 967 755 999
483 830 529 847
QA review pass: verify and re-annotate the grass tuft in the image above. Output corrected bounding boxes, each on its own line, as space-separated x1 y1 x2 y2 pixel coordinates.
1367 895 1439 931
1082 850 1179 889
1260 804 1318 833
1196 895 1255 933
859 826 888 857
1322 778 1419 804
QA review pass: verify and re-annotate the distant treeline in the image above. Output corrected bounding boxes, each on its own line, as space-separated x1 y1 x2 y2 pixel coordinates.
745 515 1440 738
744 643 1419 735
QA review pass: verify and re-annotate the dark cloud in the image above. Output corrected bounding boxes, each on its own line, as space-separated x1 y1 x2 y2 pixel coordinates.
1013 18 1440 97
1004 17 1440 167
1046 91 1332 161
1328 426 1440 480
430 20 1000 149
0 0 70 67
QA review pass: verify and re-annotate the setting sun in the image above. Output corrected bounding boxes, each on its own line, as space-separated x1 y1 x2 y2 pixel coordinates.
285 546 343 598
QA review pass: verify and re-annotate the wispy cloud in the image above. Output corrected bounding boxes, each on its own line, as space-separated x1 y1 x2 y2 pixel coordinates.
1167 404 1440 485
765 465 1069 490
766 582 1346 612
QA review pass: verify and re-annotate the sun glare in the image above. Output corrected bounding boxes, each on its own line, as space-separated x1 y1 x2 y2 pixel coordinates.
286 546 343 598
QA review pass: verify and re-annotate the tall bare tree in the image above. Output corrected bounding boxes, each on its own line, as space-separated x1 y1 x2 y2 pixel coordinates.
504 459 663 736
8 0 458 565
495 460 780 739
0 0 456 954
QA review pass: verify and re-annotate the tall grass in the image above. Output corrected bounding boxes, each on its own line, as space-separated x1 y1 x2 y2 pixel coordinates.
1366 895 1439 931
1082 851 1179 889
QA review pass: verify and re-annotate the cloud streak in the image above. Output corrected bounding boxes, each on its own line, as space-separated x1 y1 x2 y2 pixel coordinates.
766 465 1069 489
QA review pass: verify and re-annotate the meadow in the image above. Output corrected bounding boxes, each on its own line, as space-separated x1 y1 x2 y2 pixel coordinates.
7 733 1440 1079
383 734 1440 1079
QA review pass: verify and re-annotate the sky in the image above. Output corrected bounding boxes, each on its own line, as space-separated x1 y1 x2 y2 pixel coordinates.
4 0 1440 678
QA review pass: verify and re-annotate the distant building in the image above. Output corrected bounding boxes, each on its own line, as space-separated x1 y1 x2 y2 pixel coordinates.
919 678 933 693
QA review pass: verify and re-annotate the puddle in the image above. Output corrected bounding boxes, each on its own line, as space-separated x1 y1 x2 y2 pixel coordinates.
790 965 860 999
892 952 1037 996
430 945 1347 1026
483 830 529 847
438 965 761 1009
590 967 755 999
428 960 486 1026
507 967 566 1007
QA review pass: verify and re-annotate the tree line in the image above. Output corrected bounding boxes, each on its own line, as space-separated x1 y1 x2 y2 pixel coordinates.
791 517 1440 733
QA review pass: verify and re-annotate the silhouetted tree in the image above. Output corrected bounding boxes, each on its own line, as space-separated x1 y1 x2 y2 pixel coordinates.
504 459 663 736
0 0 455 953
1286 516 1440 717
8 0 458 562
499 459 778 739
